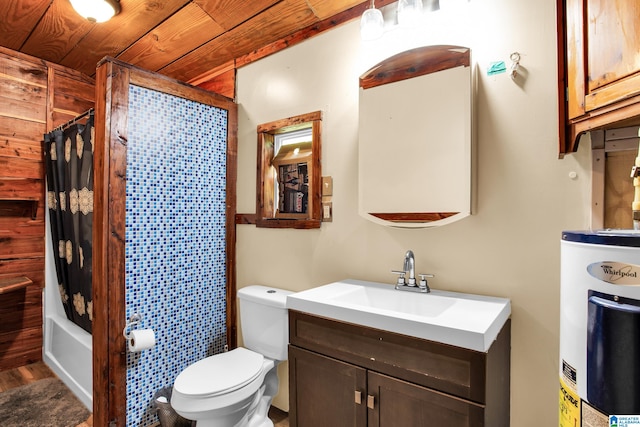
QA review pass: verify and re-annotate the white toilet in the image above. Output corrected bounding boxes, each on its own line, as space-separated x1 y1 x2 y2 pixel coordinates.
171 285 292 427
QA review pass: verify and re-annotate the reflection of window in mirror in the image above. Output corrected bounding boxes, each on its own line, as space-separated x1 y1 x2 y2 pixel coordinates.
256 111 322 228
273 130 312 218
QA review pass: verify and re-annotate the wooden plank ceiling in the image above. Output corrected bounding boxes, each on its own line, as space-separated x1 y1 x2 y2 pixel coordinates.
0 0 377 83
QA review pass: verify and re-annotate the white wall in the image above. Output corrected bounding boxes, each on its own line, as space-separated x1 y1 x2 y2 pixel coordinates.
236 0 593 424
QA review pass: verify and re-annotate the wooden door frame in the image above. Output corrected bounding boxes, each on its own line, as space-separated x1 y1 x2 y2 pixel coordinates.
93 58 238 426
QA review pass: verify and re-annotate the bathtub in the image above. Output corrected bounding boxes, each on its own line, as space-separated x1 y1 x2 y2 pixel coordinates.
43 314 92 410
44 217 92 410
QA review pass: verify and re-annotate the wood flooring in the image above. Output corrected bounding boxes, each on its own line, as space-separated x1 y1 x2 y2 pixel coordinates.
0 361 289 427
0 361 56 392
269 406 290 427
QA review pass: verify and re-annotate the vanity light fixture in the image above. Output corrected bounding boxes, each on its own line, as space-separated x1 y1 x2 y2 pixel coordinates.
360 0 426 40
70 0 121 23
360 0 385 41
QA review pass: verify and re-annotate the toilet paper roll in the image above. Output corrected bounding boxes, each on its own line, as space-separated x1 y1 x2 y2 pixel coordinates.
128 329 156 352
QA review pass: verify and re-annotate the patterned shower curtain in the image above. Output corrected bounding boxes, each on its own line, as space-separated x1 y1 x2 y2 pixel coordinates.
44 114 94 333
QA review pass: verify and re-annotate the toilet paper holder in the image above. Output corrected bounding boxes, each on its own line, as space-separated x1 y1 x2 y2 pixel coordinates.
123 313 142 340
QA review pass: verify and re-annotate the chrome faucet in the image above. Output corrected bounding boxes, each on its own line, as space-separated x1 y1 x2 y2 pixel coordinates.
403 250 416 286
392 249 434 293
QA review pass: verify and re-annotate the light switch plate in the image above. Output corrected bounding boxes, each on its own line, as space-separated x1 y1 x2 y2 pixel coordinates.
322 176 333 196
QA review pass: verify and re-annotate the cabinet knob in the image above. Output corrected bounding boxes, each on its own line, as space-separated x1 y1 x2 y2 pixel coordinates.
354 390 362 404
367 394 375 409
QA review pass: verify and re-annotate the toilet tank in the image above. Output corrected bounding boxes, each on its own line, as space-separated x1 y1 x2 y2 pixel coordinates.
238 285 292 361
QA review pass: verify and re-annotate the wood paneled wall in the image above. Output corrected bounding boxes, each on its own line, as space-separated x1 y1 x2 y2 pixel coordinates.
604 150 636 229
0 46 94 371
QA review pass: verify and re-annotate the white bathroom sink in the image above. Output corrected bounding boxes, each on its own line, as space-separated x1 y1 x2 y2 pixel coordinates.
286 279 511 352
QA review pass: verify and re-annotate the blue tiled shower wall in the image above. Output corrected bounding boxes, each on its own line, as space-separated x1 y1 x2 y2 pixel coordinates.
125 85 228 426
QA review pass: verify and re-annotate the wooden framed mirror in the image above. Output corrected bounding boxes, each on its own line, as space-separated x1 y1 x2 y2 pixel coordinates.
256 111 322 229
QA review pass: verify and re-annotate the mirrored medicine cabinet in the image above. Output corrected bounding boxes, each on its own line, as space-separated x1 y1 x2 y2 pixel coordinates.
358 45 473 228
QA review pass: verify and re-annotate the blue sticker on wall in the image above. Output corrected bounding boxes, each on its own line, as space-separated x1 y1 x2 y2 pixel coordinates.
487 61 507 76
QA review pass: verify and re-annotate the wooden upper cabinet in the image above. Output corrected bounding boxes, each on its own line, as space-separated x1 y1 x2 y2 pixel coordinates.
559 0 640 155
585 0 640 101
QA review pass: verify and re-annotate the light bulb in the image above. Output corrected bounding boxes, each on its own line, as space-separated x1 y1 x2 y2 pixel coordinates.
397 0 423 27
360 7 384 40
439 0 469 13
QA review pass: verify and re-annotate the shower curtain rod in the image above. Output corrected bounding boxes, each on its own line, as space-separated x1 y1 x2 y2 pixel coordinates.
53 108 94 132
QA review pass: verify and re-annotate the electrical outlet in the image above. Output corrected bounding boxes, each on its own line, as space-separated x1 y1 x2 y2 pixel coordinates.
322 202 333 222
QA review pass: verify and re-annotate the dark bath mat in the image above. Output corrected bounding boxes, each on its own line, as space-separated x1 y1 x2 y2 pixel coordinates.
0 377 91 427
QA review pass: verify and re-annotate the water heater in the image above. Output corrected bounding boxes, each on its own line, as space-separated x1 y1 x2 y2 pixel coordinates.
560 231 640 427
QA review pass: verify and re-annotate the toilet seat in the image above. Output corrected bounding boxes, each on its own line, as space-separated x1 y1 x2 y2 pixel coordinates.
173 347 264 398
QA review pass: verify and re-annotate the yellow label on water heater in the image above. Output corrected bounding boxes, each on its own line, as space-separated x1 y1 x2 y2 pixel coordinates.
560 378 580 427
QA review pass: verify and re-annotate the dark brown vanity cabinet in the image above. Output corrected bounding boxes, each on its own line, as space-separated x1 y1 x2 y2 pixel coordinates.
289 347 366 426
288 311 511 427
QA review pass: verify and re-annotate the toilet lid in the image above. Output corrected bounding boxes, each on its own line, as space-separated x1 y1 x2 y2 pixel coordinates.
174 348 264 397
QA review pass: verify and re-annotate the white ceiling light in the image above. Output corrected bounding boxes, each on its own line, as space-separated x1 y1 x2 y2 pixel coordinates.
70 0 121 23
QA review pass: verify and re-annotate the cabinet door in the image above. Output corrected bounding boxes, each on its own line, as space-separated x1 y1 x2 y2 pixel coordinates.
583 0 640 112
565 0 640 118
289 346 367 427
586 0 640 93
367 372 484 427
